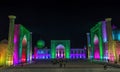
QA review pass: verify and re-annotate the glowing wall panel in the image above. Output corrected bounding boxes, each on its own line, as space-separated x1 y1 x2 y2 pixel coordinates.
115 41 120 62
70 49 86 59
94 35 100 60
34 48 86 59
112 30 120 41
34 49 51 59
0 43 7 66
102 21 107 43
13 25 19 65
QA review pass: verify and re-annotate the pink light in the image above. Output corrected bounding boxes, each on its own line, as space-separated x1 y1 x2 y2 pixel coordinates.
13 26 19 65
94 35 100 60
56 44 65 49
61 54 63 57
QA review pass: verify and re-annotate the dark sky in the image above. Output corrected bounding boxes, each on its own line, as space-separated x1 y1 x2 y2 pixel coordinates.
0 1 120 48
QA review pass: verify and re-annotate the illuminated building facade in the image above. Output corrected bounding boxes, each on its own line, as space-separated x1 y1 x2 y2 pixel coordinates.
6 15 16 66
0 15 32 66
34 40 86 59
87 18 120 63
0 40 8 66
13 24 32 65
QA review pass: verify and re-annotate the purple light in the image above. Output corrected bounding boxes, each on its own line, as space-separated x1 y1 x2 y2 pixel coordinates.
70 54 86 59
36 54 51 59
102 21 107 42
94 35 100 60
36 48 86 59
13 25 19 65
112 24 117 29
94 35 99 44
56 44 65 49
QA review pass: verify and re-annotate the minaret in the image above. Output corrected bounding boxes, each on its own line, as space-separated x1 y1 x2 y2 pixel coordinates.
106 18 112 42
86 33 91 59
6 15 16 66
105 18 116 61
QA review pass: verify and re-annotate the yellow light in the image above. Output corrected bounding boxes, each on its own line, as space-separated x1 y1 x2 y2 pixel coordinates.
7 60 13 66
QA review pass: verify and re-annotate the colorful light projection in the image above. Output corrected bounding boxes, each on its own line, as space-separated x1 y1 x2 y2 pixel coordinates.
37 40 45 48
19 25 31 64
21 36 27 63
112 30 120 41
102 21 108 43
94 35 100 60
114 41 120 62
34 48 86 59
105 18 116 62
56 44 65 59
86 33 92 59
34 47 38 59
13 24 32 65
51 40 70 59
6 15 16 66
70 49 86 59
0 42 7 66
90 22 103 60
13 25 19 65
34 49 51 59
89 18 120 62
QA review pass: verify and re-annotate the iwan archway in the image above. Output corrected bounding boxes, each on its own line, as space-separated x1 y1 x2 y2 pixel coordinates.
13 24 32 65
56 44 65 59
90 22 104 60
51 40 70 59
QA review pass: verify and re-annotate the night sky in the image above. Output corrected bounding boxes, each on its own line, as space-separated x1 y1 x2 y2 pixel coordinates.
0 1 120 48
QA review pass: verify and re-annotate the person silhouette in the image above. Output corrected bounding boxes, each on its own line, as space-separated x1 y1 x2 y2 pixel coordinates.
104 63 107 70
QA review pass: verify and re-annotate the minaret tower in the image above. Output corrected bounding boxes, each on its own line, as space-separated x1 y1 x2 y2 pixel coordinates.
6 15 16 66
106 18 116 61
86 33 91 59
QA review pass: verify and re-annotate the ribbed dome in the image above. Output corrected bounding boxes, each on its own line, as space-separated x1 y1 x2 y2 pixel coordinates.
56 44 65 49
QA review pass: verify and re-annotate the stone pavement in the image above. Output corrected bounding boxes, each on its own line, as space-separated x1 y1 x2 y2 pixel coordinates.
0 59 120 72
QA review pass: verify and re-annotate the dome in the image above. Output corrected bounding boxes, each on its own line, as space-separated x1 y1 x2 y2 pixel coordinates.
37 40 45 48
56 44 65 49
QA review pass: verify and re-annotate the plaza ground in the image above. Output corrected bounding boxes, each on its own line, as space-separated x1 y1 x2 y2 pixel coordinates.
0 59 120 72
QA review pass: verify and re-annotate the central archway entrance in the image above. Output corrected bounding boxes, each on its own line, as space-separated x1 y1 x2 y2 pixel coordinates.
94 35 100 60
56 44 65 59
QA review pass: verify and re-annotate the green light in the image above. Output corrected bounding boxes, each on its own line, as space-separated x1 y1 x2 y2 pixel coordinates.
51 40 70 59
37 40 45 48
90 22 103 60
19 24 31 63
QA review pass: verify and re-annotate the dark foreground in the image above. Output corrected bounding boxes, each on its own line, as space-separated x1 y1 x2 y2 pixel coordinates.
0 59 120 72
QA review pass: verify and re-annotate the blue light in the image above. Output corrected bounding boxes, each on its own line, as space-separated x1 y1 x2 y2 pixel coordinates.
118 32 120 41
112 31 115 40
42 56 45 59
80 55 81 58
37 50 44 54
46 56 48 59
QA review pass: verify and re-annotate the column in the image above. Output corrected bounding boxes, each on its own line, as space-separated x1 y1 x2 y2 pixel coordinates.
86 33 90 59
6 15 16 66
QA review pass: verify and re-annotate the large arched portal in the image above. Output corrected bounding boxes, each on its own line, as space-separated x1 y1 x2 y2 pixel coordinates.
56 44 65 59
90 22 104 60
21 36 27 63
51 40 70 59
94 35 100 60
